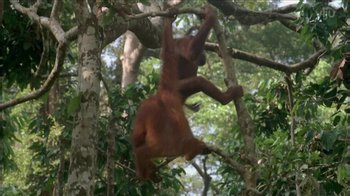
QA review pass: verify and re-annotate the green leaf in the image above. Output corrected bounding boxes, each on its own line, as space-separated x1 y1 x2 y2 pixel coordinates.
323 180 343 194
337 164 350 184
333 115 341 126
139 0 150 5
336 94 347 110
345 108 350 113
305 130 314 146
320 130 338 151
23 42 32 50
323 87 337 107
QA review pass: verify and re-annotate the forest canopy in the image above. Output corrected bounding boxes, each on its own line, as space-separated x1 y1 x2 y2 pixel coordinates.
0 0 349 195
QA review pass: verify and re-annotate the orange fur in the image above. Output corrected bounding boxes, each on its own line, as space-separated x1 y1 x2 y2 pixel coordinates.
132 7 243 182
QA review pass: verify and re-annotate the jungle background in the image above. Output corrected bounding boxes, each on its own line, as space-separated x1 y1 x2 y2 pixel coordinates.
0 0 349 195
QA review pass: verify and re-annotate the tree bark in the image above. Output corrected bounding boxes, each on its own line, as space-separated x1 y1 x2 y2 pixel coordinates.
47 81 65 196
121 31 146 89
66 1 101 195
121 1 165 89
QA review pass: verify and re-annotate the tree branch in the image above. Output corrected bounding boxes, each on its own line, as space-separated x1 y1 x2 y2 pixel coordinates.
65 26 78 41
205 42 326 74
34 27 49 78
285 75 296 145
208 0 297 25
191 160 211 196
97 5 163 49
207 146 245 177
10 0 48 25
50 0 62 19
1 1 69 110
213 14 258 194
10 0 66 43
0 43 67 110
126 7 203 20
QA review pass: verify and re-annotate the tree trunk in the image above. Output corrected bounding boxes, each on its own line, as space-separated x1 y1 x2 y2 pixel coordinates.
121 1 165 89
121 31 145 89
47 80 64 196
66 1 101 195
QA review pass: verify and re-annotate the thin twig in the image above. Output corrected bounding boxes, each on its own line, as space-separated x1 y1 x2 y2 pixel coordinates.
284 75 301 196
50 0 62 19
285 74 295 145
34 26 49 78
207 146 245 177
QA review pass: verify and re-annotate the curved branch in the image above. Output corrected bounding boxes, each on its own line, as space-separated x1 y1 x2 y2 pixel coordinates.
205 42 325 74
34 27 49 78
0 43 67 110
208 0 297 25
10 0 66 43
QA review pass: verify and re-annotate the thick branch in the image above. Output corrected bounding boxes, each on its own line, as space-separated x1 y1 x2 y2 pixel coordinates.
10 0 66 43
97 4 163 49
65 26 78 41
118 7 206 49
213 15 258 194
10 0 49 25
128 17 161 49
0 43 67 110
208 0 296 25
205 42 325 74
126 7 203 20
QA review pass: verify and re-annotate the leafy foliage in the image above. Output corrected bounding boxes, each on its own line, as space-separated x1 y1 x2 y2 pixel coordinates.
0 1 43 89
2 0 350 195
